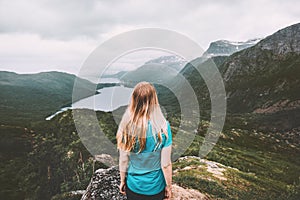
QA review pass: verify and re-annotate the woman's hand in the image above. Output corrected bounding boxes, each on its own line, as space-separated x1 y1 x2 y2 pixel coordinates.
164 185 172 200
119 181 126 195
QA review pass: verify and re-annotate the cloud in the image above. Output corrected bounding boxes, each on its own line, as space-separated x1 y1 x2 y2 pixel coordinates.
0 33 96 74
0 0 299 74
0 0 197 40
1 0 300 44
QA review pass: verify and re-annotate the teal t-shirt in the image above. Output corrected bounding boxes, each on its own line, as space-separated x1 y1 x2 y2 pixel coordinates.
126 120 172 195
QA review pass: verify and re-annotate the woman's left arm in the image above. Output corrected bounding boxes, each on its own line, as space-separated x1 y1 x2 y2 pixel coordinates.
161 146 172 199
119 149 129 195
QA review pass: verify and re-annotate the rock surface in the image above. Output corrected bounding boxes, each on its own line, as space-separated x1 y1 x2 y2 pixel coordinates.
174 156 238 182
81 166 211 200
81 166 126 200
172 184 211 200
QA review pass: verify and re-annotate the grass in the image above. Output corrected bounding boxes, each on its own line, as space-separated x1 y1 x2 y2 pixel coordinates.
173 155 300 200
170 119 300 199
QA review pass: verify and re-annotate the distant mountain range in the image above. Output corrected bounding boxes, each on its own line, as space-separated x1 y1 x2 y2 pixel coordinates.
120 62 179 86
102 38 260 81
144 55 187 71
102 71 127 79
1 23 299 128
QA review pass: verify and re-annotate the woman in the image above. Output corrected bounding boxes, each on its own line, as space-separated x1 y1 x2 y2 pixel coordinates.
117 82 173 200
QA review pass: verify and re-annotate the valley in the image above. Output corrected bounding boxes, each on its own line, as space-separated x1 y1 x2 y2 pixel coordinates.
1 23 300 199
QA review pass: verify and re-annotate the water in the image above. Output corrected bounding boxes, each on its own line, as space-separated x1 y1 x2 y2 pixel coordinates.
46 84 133 120
73 85 132 111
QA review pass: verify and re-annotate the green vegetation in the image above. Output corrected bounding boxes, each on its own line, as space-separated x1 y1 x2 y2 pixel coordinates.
0 110 108 200
1 105 299 199
171 114 300 199
0 71 97 126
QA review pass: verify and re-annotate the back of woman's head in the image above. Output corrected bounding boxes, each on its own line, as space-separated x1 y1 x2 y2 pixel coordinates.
130 82 158 120
117 82 167 152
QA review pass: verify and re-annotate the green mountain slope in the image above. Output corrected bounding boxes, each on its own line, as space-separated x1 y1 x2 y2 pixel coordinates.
164 23 300 131
222 23 300 114
0 71 96 125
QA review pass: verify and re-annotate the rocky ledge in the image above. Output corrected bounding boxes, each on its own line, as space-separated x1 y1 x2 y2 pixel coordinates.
81 165 211 200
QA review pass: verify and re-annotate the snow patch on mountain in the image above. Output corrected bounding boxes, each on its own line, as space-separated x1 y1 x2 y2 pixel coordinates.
203 38 262 57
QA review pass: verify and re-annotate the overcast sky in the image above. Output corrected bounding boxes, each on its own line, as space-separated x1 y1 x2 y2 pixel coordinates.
0 0 299 75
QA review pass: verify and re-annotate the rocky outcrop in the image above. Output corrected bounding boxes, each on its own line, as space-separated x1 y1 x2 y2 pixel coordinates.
81 166 211 200
259 23 300 55
171 184 211 200
81 166 126 200
174 156 240 182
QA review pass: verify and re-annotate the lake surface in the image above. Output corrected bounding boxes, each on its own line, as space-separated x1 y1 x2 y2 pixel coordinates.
46 83 133 120
73 85 133 111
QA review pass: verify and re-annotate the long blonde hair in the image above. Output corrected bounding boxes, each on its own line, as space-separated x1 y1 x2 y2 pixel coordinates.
117 82 168 153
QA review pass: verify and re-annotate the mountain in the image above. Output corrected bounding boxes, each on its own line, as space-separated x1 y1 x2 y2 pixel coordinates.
159 23 300 132
120 55 187 86
177 23 300 115
0 71 97 125
102 56 186 85
114 39 259 86
144 39 258 73
145 55 187 71
222 23 300 116
158 55 228 120
120 62 178 86
203 38 261 57
102 71 127 79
